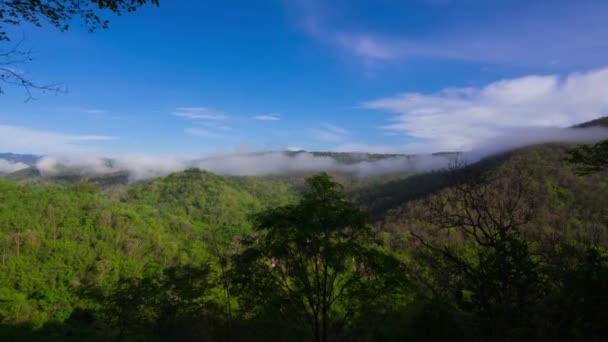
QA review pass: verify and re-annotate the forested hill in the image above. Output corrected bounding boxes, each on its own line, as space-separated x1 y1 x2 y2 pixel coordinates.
377 144 608 243
0 154 40 165
0 137 607 340
124 169 296 231
0 169 296 338
355 143 608 225
351 115 608 220
573 116 608 128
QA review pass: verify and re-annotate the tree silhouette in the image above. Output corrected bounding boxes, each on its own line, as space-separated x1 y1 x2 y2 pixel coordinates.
102 265 223 340
410 160 542 340
232 173 400 342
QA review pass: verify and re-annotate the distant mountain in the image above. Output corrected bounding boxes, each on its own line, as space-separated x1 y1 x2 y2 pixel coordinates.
0 116 605 184
196 150 407 165
0 153 41 165
3 166 41 180
573 116 608 128
287 151 406 164
4 167 131 188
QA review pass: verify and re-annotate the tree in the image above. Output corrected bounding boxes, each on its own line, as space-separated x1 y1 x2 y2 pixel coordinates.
410 160 542 340
232 173 400 342
566 140 608 174
539 241 608 341
1 0 159 98
102 265 223 340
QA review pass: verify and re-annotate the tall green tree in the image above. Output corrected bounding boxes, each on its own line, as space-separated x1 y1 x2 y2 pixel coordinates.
232 173 400 342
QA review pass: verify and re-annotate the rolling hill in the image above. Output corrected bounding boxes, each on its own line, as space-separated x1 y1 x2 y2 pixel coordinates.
0 117 606 339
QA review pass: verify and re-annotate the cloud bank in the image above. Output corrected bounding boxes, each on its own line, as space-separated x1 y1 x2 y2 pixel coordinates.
33 151 455 181
364 67 608 153
30 124 608 182
35 154 186 181
0 159 29 173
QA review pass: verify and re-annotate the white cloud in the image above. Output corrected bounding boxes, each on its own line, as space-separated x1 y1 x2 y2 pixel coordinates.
185 127 212 137
292 0 608 67
311 123 349 142
333 34 399 61
36 155 187 181
254 114 281 121
193 152 454 177
0 125 116 154
0 159 29 173
364 67 608 152
324 124 348 135
26 124 608 183
173 107 225 120
83 109 107 115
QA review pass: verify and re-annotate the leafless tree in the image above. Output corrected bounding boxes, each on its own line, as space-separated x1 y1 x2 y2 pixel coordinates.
410 158 541 339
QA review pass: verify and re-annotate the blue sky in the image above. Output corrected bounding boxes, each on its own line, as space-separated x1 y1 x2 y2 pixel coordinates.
1 0 608 156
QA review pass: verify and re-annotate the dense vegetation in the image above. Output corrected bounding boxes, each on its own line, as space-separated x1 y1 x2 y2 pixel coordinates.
0 169 296 339
0 142 607 341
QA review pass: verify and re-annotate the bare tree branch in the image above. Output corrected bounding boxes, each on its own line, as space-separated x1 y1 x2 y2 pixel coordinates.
1 37 65 100
1 0 158 100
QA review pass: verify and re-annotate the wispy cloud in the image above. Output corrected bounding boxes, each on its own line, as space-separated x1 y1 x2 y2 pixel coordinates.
290 0 608 67
311 123 349 142
0 159 29 173
83 108 107 115
254 114 281 121
185 127 213 137
324 124 348 135
363 66 608 152
173 107 225 120
0 125 116 154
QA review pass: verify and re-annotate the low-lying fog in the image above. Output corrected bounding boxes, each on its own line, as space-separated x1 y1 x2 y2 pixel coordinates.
1 126 606 181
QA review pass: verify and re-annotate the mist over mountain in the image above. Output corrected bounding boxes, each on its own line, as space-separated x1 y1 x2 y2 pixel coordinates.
1 120 606 183
0 153 40 174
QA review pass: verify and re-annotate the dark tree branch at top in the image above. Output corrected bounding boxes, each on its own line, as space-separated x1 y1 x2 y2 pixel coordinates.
0 0 160 42
0 0 159 99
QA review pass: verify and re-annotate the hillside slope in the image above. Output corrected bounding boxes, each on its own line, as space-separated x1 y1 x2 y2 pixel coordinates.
378 144 608 245
0 169 295 328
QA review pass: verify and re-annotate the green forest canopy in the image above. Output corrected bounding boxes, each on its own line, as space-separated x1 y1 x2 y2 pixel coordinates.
0 143 607 341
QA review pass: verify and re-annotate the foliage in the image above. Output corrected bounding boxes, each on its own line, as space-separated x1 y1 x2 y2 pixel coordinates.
566 140 608 174
0 144 607 340
0 169 295 338
0 0 159 42
410 161 542 340
232 173 402 342
99 265 225 340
